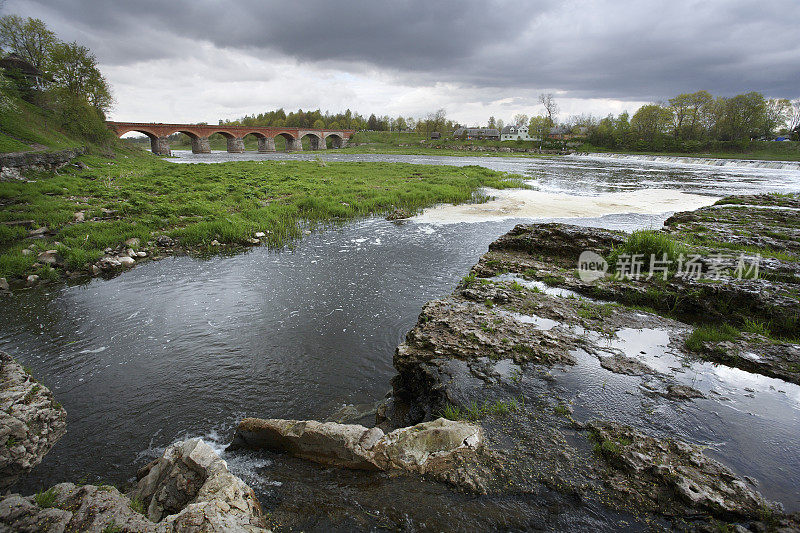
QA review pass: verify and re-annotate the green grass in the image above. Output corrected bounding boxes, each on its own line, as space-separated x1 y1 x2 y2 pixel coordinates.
0 97 85 152
34 487 58 508
439 396 524 421
608 230 688 272
101 522 123 533
0 151 525 280
0 131 30 152
129 496 145 514
685 324 740 352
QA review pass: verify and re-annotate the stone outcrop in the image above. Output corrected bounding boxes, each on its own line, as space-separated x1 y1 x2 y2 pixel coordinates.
230 417 486 490
588 421 777 520
0 438 270 533
130 438 267 530
0 352 67 492
0 147 87 181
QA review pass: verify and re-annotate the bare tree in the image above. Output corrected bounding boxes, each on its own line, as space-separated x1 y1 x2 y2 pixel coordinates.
789 99 800 135
512 113 529 127
539 93 559 125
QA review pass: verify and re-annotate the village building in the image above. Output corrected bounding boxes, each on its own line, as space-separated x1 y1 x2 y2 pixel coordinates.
452 127 500 140
500 125 537 141
0 53 45 89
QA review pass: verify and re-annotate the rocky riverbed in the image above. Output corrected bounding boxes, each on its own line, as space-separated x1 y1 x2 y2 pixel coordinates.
234 193 800 530
2 193 799 531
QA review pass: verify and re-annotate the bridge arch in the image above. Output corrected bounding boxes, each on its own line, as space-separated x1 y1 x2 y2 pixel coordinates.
300 132 325 151
324 133 346 149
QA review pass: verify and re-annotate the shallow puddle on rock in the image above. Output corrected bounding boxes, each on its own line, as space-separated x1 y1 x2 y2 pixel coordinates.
539 323 800 510
505 310 560 330
489 272 587 299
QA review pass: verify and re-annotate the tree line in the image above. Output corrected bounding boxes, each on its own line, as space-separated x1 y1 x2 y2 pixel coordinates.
583 91 800 151
0 15 113 143
221 108 459 134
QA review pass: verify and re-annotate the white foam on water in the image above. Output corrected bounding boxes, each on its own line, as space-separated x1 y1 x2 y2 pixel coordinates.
412 188 718 224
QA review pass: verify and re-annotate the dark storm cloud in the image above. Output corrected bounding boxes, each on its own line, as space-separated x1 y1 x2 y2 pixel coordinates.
7 0 800 100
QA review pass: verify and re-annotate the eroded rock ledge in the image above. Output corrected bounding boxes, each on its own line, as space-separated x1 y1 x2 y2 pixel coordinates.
230 417 489 491
1 438 269 533
0 351 66 492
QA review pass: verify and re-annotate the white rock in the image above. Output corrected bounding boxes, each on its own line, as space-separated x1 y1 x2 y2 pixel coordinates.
118 256 135 267
26 275 39 285
73 212 85 222
136 251 147 258
254 232 266 238
0 278 8 291
126 248 136 257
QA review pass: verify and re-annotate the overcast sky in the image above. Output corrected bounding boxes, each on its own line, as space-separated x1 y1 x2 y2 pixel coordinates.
4 0 799 125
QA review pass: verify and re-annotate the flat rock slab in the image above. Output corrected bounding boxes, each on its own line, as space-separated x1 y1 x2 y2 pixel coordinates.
230 417 482 476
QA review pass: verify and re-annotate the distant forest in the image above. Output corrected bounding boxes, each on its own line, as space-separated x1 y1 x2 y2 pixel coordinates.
219 91 799 153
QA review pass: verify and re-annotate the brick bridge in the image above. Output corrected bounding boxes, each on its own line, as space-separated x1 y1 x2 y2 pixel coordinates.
106 122 355 156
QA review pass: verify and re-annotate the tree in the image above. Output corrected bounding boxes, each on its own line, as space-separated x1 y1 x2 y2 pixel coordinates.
714 92 767 141
496 119 504 132
630 104 672 141
367 113 378 130
539 93 559 125
764 98 791 137
528 115 549 144
512 113 529 127
487 116 496 129
48 41 112 113
0 15 56 71
395 116 407 131
789 99 800 140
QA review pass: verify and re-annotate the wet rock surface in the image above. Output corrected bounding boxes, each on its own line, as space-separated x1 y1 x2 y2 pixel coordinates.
0 352 66 492
1 438 270 532
230 417 488 491
372 194 800 530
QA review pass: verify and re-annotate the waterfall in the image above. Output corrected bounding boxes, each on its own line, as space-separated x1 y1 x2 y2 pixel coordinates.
572 152 800 171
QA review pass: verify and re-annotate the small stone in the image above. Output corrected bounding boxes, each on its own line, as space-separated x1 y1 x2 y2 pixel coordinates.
37 250 62 266
91 265 101 276
247 238 260 245
136 251 147 258
124 238 140 248
0 277 8 291
303 230 312 235
26 274 39 285
28 226 48 237
118 256 135 267
254 232 266 238
74 212 85 222
156 235 174 247
210 240 221 246
21 249 31 256
126 248 136 258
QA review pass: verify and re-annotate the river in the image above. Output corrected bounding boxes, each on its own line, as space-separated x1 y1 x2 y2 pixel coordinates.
2 152 799 529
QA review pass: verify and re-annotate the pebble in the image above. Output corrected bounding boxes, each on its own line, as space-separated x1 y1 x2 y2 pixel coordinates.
26 275 39 285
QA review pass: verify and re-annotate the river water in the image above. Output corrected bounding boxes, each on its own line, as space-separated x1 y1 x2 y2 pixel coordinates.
2 152 799 529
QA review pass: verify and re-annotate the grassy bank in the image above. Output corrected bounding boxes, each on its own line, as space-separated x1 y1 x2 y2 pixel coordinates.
0 149 524 281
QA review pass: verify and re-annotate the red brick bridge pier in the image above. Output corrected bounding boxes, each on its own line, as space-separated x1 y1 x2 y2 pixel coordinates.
106 122 355 156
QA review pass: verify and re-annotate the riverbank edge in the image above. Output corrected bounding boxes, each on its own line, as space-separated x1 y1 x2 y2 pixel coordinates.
0 156 526 291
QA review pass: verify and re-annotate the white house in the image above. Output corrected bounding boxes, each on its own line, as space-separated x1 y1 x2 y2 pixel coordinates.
500 125 535 141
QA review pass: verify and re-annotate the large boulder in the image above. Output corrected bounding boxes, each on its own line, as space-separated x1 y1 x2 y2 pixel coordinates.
230 417 482 476
130 438 268 531
0 352 67 491
0 439 270 533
